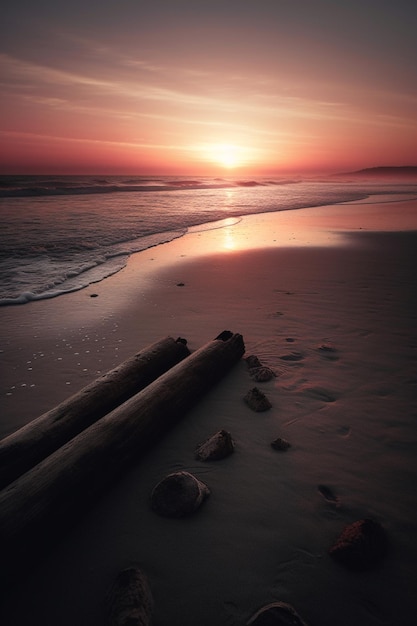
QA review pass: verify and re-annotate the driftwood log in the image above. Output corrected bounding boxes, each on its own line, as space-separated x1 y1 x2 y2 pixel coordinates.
0 336 190 489
0 331 245 585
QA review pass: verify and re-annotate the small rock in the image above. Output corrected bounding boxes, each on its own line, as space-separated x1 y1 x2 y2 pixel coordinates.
176 282 185 287
246 601 309 625
249 366 276 382
244 387 272 412
245 355 262 369
271 437 291 451
329 518 388 570
90 293 99 298
107 567 153 626
195 429 234 461
150 471 210 518
246 355 276 382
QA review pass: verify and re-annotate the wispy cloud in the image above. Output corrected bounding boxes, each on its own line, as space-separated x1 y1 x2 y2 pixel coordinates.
0 52 349 123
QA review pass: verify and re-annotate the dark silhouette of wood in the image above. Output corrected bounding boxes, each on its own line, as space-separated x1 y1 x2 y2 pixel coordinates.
0 336 190 489
0 331 245 585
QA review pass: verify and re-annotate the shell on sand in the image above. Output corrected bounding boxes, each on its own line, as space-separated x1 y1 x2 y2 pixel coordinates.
107 567 153 626
244 387 272 412
195 429 234 461
150 471 210 518
246 601 309 625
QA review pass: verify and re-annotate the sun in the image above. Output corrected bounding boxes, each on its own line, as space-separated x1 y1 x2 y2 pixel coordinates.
203 143 246 169
214 143 241 168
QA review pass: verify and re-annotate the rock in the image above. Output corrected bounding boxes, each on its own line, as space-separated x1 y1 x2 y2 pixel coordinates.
329 518 388 570
250 366 276 382
245 355 276 381
107 567 153 626
176 282 185 286
195 429 234 461
246 601 309 625
150 471 210 518
244 387 272 412
271 437 291 451
245 355 262 369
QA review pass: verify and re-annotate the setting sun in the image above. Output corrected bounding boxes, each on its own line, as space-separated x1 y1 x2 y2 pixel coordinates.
198 143 254 170
212 144 241 168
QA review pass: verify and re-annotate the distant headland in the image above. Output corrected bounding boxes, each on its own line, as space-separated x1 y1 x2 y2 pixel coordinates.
335 166 417 180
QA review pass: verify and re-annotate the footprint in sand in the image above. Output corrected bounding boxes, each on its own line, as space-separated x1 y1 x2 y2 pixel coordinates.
318 484 340 505
302 386 337 402
279 351 304 362
317 342 339 360
337 425 351 437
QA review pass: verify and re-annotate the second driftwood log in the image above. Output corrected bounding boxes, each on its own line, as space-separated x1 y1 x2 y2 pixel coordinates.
0 331 245 584
0 336 190 489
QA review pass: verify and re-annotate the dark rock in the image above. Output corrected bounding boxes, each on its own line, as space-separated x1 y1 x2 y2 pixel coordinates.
176 282 185 286
244 387 272 412
329 518 388 570
246 601 309 625
271 437 291 451
195 429 234 461
90 293 99 298
107 567 153 626
250 366 276 382
150 471 210 518
246 355 276 381
245 355 262 369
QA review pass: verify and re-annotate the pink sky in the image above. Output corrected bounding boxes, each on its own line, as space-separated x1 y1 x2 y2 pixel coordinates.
1 1 416 175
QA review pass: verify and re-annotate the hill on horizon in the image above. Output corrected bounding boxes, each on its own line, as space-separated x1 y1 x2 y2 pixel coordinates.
336 166 417 179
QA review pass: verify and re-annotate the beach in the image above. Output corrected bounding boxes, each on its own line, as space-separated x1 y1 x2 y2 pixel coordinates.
0 197 416 625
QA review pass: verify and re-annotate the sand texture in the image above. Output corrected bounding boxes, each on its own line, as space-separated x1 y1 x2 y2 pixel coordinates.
0 197 416 625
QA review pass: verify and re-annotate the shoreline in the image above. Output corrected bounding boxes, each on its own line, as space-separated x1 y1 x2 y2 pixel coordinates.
0 197 416 625
2 188 417 308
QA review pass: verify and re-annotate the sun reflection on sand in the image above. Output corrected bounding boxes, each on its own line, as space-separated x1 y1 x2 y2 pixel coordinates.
222 227 236 250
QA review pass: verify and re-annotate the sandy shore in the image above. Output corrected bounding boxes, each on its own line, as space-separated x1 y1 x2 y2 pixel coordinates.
0 197 416 625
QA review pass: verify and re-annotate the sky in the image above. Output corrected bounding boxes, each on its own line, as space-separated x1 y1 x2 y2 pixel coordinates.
1 0 416 176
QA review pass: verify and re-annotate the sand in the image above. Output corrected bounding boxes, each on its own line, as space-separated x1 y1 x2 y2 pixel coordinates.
0 197 416 625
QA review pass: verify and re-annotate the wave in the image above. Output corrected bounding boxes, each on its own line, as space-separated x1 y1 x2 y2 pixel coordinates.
0 174 298 198
0 229 186 306
2 178 416 306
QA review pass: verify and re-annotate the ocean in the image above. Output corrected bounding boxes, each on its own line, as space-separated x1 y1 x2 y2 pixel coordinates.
1 174 416 306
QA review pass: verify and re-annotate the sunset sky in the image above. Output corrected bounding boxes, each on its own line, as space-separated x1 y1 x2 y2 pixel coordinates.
1 0 416 175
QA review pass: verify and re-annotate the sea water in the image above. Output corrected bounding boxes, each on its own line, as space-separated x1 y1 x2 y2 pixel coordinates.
1 174 416 305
